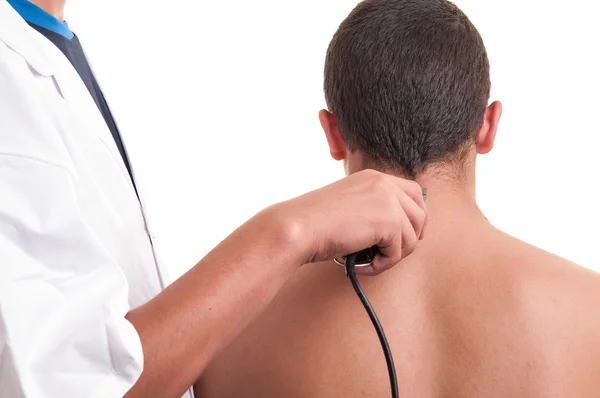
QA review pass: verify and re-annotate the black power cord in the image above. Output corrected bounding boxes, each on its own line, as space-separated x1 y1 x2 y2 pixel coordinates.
345 251 399 398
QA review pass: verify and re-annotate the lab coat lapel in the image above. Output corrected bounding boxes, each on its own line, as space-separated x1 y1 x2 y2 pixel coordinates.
51 59 136 192
0 0 135 192
0 0 52 75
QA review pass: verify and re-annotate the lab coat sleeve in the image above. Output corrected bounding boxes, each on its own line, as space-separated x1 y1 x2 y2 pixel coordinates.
0 155 144 398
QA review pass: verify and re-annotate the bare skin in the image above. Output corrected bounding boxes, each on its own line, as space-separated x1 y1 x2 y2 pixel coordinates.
29 0 65 21
196 171 600 398
196 99 600 397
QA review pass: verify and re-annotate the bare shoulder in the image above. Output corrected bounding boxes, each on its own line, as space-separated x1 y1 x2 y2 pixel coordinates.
488 231 600 351
508 233 600 377
497 230 600 290
420 227 600 396
475 228 599 306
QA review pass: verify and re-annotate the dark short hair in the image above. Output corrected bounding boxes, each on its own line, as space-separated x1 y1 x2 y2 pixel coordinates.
324 0 491 178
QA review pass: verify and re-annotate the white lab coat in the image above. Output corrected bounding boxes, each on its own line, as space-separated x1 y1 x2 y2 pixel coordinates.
0 2 192 397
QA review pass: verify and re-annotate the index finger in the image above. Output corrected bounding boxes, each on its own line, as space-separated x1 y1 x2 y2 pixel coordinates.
390 177 428 239
389 176 427 212
419 187 428 239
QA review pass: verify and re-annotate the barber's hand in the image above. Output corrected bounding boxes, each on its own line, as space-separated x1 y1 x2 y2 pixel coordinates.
269 169 427 275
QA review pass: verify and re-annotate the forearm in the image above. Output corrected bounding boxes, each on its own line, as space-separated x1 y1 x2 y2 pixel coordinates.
124 208 304 398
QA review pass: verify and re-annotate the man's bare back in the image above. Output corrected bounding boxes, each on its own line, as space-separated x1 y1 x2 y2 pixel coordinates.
197 209 600 397
196 0 600 395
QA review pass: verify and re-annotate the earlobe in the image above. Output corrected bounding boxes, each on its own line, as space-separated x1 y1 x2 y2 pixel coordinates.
319 109 346 161
477 101 503 155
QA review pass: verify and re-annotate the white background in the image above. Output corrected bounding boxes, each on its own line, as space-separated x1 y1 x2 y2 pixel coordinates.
66 0 600 280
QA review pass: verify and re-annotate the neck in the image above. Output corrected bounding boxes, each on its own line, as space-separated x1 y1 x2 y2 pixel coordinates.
29 0 66 20
416 170 485 226
357 158 487 231
347 148 491 238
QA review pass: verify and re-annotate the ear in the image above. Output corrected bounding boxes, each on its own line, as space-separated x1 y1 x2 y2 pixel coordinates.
477 101 503 155
319 109 346 161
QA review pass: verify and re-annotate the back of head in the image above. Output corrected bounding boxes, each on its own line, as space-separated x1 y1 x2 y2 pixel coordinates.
324 0 491 179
